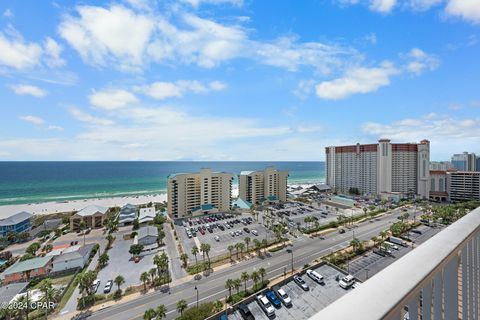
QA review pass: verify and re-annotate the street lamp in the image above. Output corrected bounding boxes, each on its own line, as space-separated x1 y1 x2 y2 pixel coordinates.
194 285 199 308
286 248 293 274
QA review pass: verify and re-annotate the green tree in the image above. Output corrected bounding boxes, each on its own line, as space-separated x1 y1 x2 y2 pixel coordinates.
129 244 144 257
237 242 245 258
225 279 234 298
140 272 149 291
78 270 97 308
244 237 251 253
180 253 189 268
144 308 156 320
155 304 167 319
114 275 125 291
157 229 166 246
251 271 260 288
133 218 139 230
191 246 199 264
200 243 211 267
149 268 157 283
227 245 234 261
241 272 250 292
99 252 109 268
350 238 361 253
39 278 59 318
233 278 241 294
79 220 87 246
176 299 188 316
258 267 266 283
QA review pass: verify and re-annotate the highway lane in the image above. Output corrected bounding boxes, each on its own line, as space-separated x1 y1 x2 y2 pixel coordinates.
87 208 407 320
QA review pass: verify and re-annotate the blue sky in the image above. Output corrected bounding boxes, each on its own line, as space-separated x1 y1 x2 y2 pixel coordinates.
0 0 479 161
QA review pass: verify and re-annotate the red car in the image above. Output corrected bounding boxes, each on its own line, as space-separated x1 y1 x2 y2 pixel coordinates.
134 256 140 263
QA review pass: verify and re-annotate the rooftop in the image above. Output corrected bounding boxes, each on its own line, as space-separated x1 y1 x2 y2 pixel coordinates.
138 226 158 239
0 282 28 305
76 205 108 217
0 211 32 226
232 198 253 209
2 256 52 276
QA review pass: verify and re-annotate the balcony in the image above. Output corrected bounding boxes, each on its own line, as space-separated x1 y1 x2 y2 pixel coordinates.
311 207 480 320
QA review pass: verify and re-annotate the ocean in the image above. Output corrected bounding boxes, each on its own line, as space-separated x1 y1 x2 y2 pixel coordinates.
0 162 325 206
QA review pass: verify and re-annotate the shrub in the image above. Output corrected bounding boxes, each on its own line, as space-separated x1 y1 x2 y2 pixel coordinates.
113 289 122 300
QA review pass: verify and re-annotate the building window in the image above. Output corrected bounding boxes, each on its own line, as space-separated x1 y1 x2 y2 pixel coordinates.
431 178 435 191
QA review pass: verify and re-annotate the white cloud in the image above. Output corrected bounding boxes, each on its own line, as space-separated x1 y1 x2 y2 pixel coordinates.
445 0 480 24
10 84 48 97
89 89 138 110
182 0 243 7
404 48 439 75
293 80 316 99
58 5 154 70
315 61 398 100
408 0 442 11
19 115 45 125
69 107 114 126
44 37 65 67
47 125 64 131
369 0 397 13
0 31 42 69
137 80 227 100
3 9 13 18
362 113 480 159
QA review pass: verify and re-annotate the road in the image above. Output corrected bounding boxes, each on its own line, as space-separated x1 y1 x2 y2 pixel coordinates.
86 208 408 320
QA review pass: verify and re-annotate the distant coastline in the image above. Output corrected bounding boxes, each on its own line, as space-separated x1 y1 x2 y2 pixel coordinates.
0 161 325 217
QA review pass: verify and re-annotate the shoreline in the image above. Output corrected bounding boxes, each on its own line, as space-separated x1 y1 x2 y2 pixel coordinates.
0 182 322 219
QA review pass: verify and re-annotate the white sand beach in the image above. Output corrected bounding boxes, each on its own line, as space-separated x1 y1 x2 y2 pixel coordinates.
0 193 168 220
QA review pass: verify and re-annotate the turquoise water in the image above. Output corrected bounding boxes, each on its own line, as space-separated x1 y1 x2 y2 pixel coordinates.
0 162 325 205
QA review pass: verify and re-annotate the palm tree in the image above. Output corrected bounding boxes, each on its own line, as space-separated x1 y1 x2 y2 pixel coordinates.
253 239 261 255
180 253 188 268
155 304 167 319
225 279 234 297
241 272 250 292
39 278 57 318
200 243 207 262
244 237 251 253
234 243 241 258
238 243 245 258
258 267 266 284
261 239 268 254
233 278 241 294
140 272 149 291
201 243 211 267
143 308 156 320
176 299 188 316
380 230 388 241
149 268 157 283
350 238 361 253
79 220 87 246
371 236 379 248
227 245 234 261
99 252 109 267
106 234 114 248
251 271 260 289
114 275 125 292
191 246 199 264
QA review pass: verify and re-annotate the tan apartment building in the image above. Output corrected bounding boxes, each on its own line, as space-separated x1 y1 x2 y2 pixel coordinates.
325 139 430 199
447 171 480 202
167 168 233 218
238 167 288 205
70 205 108 231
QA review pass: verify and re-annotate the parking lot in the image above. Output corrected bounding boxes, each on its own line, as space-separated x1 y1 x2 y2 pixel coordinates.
229 264 355 319
349 224 442 281
95 229 161 291
266 201 341 231
177 213 270 258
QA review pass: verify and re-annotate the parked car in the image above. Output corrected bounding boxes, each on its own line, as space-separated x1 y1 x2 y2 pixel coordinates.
306 269 324 284
339 228 346 234
256 294 275 317
265 290 282 308
214 235 220 241
339 275 355 289
230 231 235 237
274 287 292 307
103 280 113 293
243 227 250 233
251 230 258 236
293 275 309 291
92 279 101 293
238 303 255 320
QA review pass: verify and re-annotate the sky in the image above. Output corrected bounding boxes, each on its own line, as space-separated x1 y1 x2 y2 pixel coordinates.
0 0 479 161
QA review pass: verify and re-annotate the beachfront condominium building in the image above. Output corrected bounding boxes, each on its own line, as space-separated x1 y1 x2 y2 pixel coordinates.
447 171 480 202
451 152 476 171
238 167 289 205
325 139 430 198
167 168 234 218
0 212 32 237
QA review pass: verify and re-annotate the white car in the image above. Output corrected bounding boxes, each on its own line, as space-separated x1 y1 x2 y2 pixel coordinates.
251 230 258 236
92 279 101 293
256 294 275 317
214 235 220 241
339 274 355 289
275 288 292 307
306 269 324 284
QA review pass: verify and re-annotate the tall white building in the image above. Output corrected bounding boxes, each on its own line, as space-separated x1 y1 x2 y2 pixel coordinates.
238 167 288 205
447 171 480 202
167 168 233 218
325 139 430 198
429 161 453 171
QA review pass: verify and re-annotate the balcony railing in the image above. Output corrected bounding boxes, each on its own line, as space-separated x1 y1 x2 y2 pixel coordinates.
311 207 480 320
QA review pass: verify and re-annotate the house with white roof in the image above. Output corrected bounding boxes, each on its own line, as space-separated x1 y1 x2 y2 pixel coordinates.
69 205 108 231
118 203 137 226
138 207 156 224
